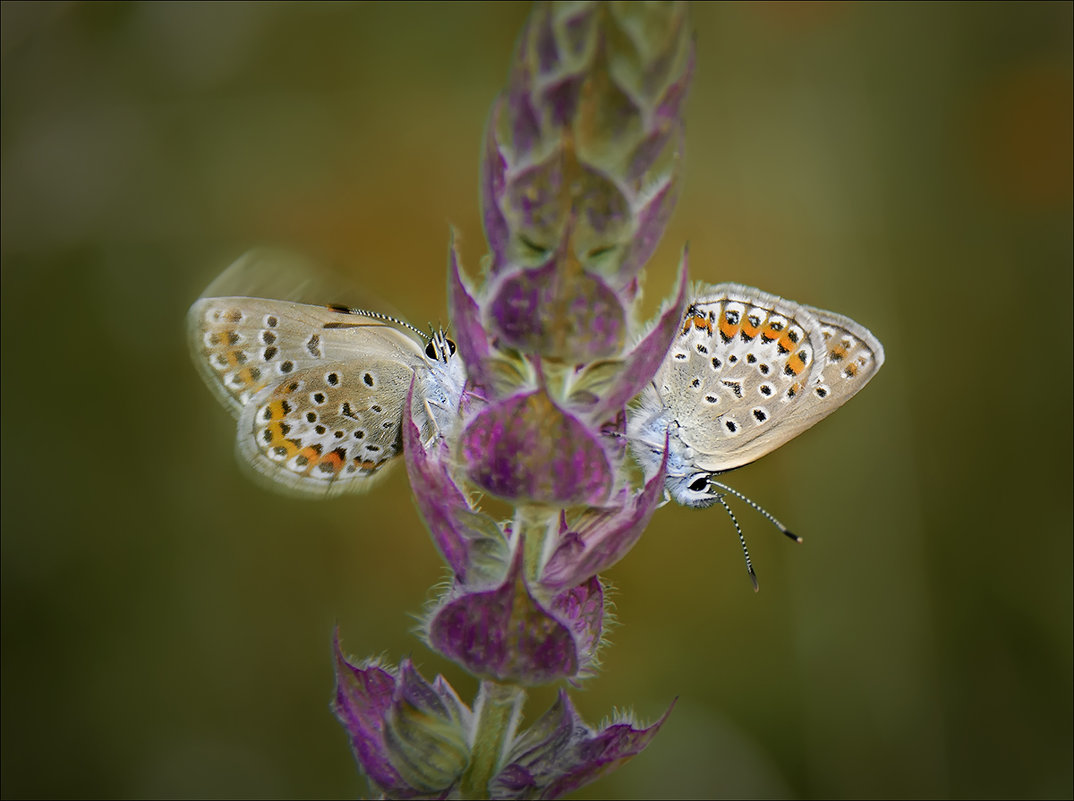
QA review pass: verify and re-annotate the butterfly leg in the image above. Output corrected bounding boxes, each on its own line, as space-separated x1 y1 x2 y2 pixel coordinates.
420 395 462 448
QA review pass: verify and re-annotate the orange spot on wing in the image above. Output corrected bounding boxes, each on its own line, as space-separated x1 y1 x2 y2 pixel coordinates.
265 425 299 458
236 367 264 389
267 400 289 420
719 313 740 341
319 450 344 473
786 352 807 375
761 322 782 342
682 315 712 335
740 316 760 339
830 343 849 361
844 361 860 377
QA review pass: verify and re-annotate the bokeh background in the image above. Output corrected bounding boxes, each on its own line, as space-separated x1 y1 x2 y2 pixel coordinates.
3 2 1071 798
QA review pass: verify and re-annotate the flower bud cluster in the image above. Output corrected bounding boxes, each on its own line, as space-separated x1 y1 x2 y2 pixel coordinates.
334 636 673 799
334 3 694 797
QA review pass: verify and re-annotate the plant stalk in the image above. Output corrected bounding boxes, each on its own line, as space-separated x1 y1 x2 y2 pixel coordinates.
459 680 525 799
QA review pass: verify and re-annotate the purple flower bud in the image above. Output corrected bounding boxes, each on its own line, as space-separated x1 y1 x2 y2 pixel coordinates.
331 638 437 798
549 574 604 676
460 389 614 505
382 662 472 794
540 441 668 592
486 251 627 360
427 544 597 685
446 240 496 395
489 690 674 799
403 383 509 585
333 637 477 798
586 251 688 421
478 1 694 361
480 116 513 272
614 165 682 283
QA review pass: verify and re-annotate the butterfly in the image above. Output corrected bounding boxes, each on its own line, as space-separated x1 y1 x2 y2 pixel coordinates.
629 282 885 510
188 293 464 498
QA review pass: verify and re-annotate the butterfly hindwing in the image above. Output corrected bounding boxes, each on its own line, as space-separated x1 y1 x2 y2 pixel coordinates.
236 359 415 497
785 305 885 435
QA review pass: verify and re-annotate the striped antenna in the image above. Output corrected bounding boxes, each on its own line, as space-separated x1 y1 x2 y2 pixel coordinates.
709 479 802 543
715 494 759 591
324 304 429 342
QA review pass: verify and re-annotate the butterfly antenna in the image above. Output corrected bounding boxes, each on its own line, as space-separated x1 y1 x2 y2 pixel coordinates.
709 480 802 543
329 305 430 342
715 495 759 592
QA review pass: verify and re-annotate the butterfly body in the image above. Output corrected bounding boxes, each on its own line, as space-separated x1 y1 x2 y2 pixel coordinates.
630 283 884 508
188 296 463 498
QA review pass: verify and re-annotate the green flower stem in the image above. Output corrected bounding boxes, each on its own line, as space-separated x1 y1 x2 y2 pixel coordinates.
460 680 525 799
514 504 553 586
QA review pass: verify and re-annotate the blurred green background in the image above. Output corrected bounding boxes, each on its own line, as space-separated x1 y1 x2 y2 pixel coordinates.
2 2 1071 798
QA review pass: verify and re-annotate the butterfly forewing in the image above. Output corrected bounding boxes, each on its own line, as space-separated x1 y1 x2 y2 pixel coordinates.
188 296 426 418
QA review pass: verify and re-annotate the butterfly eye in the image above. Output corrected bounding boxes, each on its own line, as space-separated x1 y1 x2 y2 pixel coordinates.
425 341 438 360
688 475 711 493
446 338 457 356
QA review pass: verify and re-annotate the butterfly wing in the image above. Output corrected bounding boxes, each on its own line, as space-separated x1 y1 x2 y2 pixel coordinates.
775 302 885 445
653 282 883 472
236 359 414 497
188 296 430 497
188 296 425 417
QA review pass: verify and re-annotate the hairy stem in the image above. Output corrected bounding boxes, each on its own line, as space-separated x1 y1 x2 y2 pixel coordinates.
459 680 525 799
